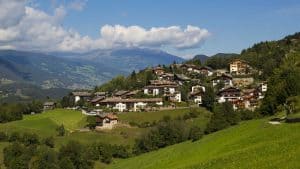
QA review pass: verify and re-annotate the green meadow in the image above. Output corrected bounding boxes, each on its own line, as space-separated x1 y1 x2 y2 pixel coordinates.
106 118 300 169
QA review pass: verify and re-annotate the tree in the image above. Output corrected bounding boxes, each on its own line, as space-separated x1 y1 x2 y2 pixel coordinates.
189 126 203 142
30 146 59 169
86 116 97 129
8 132 21 142
43 136 55 148
22 133 40 146
56 124 65 136
206 104 230 133
59 157 75 169
223 102 240 125
202 86 215 111
59 141 94 169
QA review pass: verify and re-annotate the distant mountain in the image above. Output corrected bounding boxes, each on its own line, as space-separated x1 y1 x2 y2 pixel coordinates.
211 53 239 58
0 48 184 90
193 54 209 63
62 48 184 72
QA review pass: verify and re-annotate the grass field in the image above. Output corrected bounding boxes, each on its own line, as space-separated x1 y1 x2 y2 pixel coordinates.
118 107 209 125
106 118 300 169
0 109 86 137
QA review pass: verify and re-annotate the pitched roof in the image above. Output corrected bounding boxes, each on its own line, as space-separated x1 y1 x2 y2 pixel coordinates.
100 97 162 103
72 91 92 97
43 102 56 106
91 96 106 103
94 92 107 96
114 90 130 96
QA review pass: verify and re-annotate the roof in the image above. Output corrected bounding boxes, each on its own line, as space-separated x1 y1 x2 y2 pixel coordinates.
150 80 177 86
125 90 140 96
174 74 191 81
211 74 232 81
199 66 213 71
72 91 92 97
94 92 106 96
100 97 163 103
229 59 249 64
218 86 241 94
190 91 203 96
242 88 257 94
96 113 118 122
114 90 130 96
43 102 55 106
144 85 178 89
91 96 106 103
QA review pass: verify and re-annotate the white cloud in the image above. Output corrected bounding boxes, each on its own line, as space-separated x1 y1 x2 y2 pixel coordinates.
0 1 210 53
68 0 88 11
0 0 26 28
99 25 210 50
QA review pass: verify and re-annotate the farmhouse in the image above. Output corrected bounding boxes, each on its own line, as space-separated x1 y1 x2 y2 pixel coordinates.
232 77 254 87
190 85 205 105
99 97 163 112
217 86 241 103
95 113 118 130
43 102 56 110
199 66 214 76
211 74 233 87
180 64 201 73
259 82 268 92
90 96 106 106
229 59 251 75
153 66 165 75
144 80 178 96
158 73 174 81
72 91 92 103
215 69 229 76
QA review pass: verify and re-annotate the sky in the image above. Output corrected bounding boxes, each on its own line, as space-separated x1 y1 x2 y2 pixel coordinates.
0 0 300 59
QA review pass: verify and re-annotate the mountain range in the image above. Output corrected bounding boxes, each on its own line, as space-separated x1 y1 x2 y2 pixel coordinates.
0 48 184 102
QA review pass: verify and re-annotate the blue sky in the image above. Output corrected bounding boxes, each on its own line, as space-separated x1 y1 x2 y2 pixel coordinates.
1 0 300 58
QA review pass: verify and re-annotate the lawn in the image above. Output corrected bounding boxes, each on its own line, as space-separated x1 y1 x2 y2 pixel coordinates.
0 109 86 137
118 107 209 125
106 118 300 169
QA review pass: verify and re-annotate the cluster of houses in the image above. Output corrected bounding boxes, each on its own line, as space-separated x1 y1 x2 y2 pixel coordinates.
43 58 268 129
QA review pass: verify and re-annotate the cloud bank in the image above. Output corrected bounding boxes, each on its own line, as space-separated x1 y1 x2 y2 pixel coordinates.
0 0 210 52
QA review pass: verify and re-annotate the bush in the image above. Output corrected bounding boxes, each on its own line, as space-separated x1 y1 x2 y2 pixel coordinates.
189 126 204 142
56 124 65 136
0 131 8 141
22 133 40 146
239 109 261 120
43 136 55 148
8 132 21 142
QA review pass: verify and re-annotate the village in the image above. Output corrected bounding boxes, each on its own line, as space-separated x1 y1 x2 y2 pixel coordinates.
43 59 268 130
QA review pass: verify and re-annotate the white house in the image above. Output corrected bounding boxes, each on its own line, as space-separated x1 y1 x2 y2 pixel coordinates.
95 114 118 130
72 92 92 103
99 97 163 112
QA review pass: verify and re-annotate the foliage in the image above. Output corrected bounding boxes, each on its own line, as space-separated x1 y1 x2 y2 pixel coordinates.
260 53 300 115
206 102 240 133
202 85 215 111
56 124 65 136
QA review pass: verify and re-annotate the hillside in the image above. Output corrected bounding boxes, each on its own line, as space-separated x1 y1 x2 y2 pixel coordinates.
107 118 300 169
0 48 184 90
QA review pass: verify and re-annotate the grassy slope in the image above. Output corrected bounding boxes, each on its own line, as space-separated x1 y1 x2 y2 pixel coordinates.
106 119 300 169
0 109 85 137
118 108 209 124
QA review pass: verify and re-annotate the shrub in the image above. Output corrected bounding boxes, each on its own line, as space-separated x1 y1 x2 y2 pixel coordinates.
56 124 65 136
0 131 8 141
43 136 55 148
189 126 204 142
